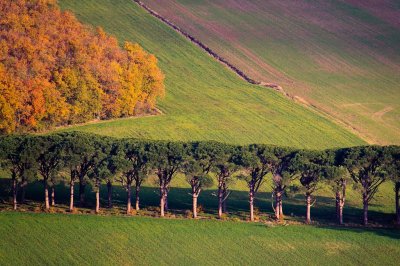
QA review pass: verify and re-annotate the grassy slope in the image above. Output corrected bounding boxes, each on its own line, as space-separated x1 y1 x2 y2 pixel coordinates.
141 0 400 145
0 212 399 265
56 0 364 149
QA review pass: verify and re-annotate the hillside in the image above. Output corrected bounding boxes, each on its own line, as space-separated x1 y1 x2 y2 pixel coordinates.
140 0 400 145
57 0 365 149
1 212 399 265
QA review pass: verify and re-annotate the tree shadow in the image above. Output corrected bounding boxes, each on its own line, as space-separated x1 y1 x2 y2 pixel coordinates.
0 178 396 228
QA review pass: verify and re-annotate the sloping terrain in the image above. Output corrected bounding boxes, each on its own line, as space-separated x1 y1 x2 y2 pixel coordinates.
140 0 400 145
57 0 364 149
1 212 399 265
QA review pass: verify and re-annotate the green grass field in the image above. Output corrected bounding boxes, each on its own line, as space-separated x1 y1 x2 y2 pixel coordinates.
0 212 399 265
141 0 400 145
56 0 365 149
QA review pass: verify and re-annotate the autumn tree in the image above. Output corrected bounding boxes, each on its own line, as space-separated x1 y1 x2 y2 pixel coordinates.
0 0 165 133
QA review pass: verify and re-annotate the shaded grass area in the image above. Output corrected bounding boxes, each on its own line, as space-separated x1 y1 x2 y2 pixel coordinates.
0 211 399 265
0 175 396 226
55 0 365 149
141 0 400 145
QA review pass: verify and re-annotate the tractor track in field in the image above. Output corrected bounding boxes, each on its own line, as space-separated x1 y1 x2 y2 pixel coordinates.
132 0 288 95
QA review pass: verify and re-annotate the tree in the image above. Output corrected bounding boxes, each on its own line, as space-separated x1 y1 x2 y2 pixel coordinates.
384 146 400 224
0 135 39 209
182 142 215 218
148 141 187 217
234 144 270 221
343 146 390 225
0 0 165 133
87 137 112 214
262 146 295 219
36 135 64 210
290 150 331 224
62 132 97 212
210 143 238 219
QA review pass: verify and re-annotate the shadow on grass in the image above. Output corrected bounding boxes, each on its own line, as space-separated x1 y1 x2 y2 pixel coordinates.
0 178 396 228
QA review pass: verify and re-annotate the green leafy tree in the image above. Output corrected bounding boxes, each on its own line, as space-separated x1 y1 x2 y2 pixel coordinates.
182 142 215 218
210 143 238 219
264 146 296 219
290 150 332 224
234 144 270 221
36 135 64 210
384 146 400 224
148 141 187 217
87 137 112 214
0 136 39 209
343 146 390 225
62 132 97 212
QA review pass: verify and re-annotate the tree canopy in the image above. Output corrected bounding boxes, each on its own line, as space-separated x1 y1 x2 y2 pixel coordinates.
0 0 164 133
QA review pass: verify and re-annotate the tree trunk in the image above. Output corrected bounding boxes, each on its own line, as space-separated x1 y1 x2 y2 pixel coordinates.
51 186 55 206
363 188 368 226
339 199 344 225
12 176 17 210
44 179 49 210
69 181 74 212
275 190 280 219
135 185 140 211
193 195 198 218
160 187 165 217
127 183 132 215
95 179 100 214
218 185 223 219
164 189 169 211
395 182 399 225
279 193 283 218
249 184 255 222
107 181 112 208
306 194 311 224
95 189 100 214
79 182 86 206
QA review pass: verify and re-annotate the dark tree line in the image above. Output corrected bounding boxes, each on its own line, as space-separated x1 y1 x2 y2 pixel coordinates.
0 132 399 226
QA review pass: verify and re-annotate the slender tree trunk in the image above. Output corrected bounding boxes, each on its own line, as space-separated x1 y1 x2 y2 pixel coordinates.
193 195 198 218
69 181 74 212
127 183 132 215
279 191 284 218
339 199 344 225
275 190 280 219
223 197 227 213
107 181 112 208
395 182 399 225
363 187 368 226
12 176 17 210
44 179 49 210
95 179 100 214
249 184 255 222
79 181 86 206
160 186 165 217
164 189 169 211
306 193 311 224
51 186 55 206
218 185 223 219
135 185 140 211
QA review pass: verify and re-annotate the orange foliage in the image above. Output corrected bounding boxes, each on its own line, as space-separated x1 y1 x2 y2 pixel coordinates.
0 0 164 133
